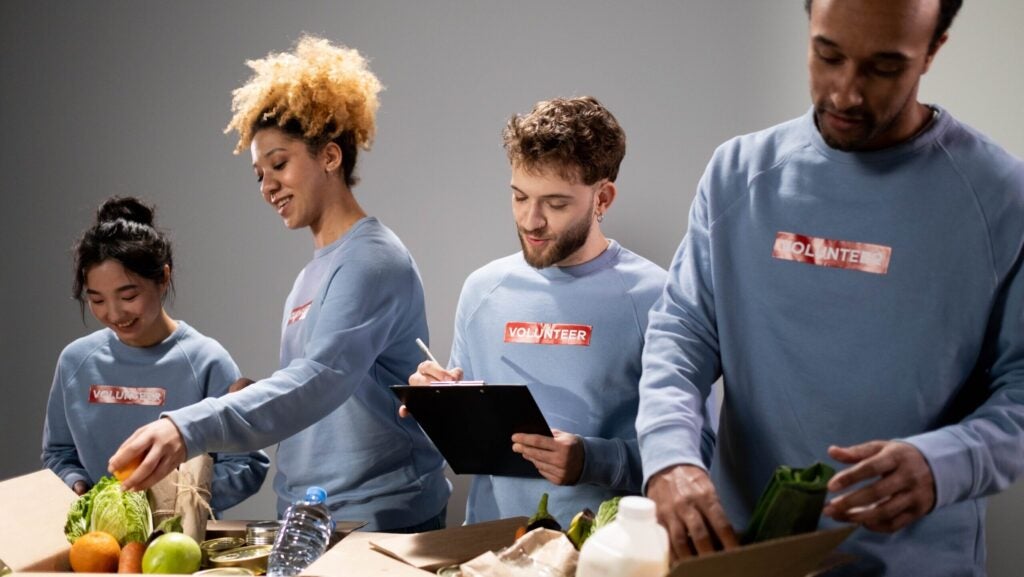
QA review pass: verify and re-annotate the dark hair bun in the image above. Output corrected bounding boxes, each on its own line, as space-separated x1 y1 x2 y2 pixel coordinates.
96 196 155 227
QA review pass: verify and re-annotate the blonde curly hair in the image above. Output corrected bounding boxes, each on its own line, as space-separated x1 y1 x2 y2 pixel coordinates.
224 34 382 184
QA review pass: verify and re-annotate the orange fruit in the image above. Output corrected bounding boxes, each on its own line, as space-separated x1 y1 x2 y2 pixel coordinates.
70 531 121 573
112 454 143 483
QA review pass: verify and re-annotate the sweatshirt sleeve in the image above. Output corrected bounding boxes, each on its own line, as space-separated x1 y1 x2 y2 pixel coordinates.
41 361 90 489
578 436 642 491
637 176 722 492
903 245 1024 508
166 258 412 456
198 352 271 512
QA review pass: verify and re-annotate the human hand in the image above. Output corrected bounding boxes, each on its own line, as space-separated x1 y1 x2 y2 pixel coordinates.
228 377 255 393
108 417 187 492
823 440 936 533
511 429 584 485
647 464 739 561
72 480 90 496
399 361 464 418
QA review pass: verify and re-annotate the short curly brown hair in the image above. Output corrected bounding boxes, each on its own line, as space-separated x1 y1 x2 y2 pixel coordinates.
224 34 382 186
502 96 626 185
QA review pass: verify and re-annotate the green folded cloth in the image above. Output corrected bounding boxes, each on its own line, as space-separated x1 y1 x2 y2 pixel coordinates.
742 462 835 544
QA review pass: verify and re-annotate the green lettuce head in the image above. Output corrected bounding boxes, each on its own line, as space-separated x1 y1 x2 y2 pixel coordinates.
64 476 152 546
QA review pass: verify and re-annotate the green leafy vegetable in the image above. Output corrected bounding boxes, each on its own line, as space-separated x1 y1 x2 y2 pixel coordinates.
593 496 621 531
742 462 835 544
64 476 152 546
147 515 184 544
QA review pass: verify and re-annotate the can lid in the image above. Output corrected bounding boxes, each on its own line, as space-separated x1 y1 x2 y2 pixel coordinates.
209 545 272 569
194 567 256 575
246 520 282 534
201 537 247 552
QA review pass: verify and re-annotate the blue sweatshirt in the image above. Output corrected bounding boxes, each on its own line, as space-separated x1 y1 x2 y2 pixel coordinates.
452 241 711 527
42 321 269 512
637 107 1024 576
166 218 450 531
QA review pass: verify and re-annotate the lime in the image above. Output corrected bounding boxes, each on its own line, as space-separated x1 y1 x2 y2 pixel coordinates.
142 532 202 574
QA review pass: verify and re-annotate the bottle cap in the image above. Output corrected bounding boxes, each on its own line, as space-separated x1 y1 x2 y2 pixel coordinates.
305 486 327 504
617 496 657 523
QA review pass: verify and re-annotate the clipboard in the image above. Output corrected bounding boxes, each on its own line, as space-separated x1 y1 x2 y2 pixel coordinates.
391 384 552 477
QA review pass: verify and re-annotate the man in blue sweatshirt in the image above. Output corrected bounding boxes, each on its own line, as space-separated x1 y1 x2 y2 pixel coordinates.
409 96 713 527
638 0 1024 575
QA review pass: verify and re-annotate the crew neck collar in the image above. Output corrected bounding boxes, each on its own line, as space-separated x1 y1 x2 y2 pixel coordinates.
314 216 376 259
108 320 189 356
806 104 950 164
531 240 621 281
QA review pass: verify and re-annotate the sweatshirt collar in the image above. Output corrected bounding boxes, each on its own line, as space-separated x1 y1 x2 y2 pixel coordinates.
805 104 952 164
531 240 622 281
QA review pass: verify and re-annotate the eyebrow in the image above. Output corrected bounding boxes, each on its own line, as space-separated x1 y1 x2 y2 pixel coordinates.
86 285 139 296
252 147 288 167
812 36 911 61
510 185 574 200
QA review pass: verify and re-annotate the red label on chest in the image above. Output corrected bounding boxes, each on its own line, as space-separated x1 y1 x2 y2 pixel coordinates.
504 322 592 346
89 385 166 406
772 231 892 275
288 301 312 325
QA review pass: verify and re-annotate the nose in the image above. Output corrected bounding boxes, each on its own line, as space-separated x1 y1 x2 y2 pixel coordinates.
105 301 127 323
260 173 280 203
522 201 547 232
830 64 864 111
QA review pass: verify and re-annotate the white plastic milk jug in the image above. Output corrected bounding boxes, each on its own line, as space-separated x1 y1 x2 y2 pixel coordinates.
576 496 670 577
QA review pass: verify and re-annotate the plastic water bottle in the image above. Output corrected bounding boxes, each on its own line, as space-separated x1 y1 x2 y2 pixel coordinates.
266 486 334 576
576 496 669 577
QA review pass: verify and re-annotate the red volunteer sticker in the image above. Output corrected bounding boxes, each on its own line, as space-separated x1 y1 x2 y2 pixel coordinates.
504 322 592 346
772 231 892 275
89 385 166 406
288 301 312 325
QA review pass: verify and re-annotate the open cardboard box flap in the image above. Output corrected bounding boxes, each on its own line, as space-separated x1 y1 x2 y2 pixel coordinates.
368 516 528 571
0 470 78 573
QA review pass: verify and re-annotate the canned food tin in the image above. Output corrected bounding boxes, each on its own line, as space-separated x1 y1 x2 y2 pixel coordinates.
209 544 272 574
201 537 247 567
246 520 282 545
193 568 256 576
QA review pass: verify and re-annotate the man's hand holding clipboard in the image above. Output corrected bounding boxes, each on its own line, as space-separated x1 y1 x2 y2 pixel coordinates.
398 339 578 481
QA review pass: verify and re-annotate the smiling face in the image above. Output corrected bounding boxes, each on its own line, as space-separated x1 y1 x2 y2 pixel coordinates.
251 127 339 233
809 0 943 151
85 260 175 347
511 165 614 269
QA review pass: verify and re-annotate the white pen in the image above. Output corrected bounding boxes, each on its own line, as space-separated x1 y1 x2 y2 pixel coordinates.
415 338 439 364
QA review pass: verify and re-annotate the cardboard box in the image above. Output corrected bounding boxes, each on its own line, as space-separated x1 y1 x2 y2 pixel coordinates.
0 470 78 573
2 470 853 577
0 469 361 575
311 515 854 577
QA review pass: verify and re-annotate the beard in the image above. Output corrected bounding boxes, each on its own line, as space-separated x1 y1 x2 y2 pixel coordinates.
518 211 593 269
814 105 880 151
813 94 914 152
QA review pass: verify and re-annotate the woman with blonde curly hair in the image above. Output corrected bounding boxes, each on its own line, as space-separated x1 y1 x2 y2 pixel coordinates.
110 35 451 533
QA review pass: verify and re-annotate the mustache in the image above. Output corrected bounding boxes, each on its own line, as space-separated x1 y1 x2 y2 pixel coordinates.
816 104 870 121
518 227 549 238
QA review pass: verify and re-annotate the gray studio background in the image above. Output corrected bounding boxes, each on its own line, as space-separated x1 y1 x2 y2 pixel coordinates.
2 1 1021 572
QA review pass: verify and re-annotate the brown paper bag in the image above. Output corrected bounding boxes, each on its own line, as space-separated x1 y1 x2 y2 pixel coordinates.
459 528 576 577
147 454 214 543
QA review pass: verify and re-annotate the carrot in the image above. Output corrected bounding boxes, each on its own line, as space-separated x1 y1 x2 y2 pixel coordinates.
118 541 146 573
514 525 527 540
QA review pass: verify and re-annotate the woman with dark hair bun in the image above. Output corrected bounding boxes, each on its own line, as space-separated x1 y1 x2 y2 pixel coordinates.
42 196 269 512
